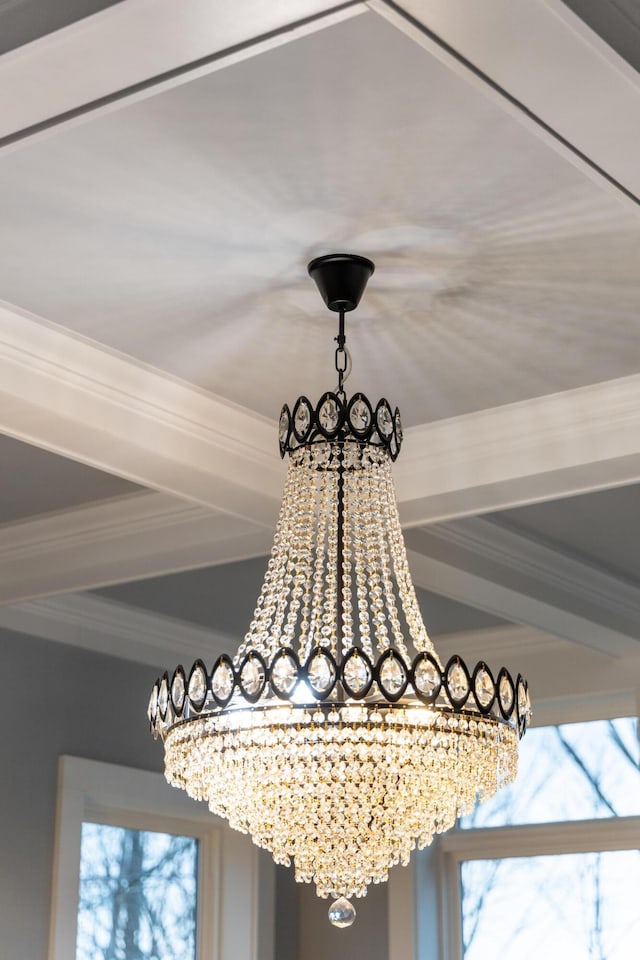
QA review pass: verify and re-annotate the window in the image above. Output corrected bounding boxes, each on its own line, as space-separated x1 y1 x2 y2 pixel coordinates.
49 756 270 960
440 718 640 960
77 823 198 960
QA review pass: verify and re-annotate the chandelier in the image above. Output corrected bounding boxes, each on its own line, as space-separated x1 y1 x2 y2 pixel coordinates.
148 254 531 927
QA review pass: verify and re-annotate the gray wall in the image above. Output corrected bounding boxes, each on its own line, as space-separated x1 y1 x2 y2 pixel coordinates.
0 627 389 960
297 881 388 960
0 628 162 958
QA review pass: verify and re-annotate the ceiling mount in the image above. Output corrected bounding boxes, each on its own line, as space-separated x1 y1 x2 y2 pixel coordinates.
307 253 375 312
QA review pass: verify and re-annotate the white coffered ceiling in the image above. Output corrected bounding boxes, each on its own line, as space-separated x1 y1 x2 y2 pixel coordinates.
1 0 639 723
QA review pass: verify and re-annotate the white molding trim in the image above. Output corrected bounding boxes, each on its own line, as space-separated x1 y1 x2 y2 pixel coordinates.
0 301 284 524
396 373 640 528
0 491 271 605
406 532 640 659
2 295 640 546
370 0 640 205
407 516 640 657
0 1 368 149
49 756 270 960
428 518 640 626
0 592 233 667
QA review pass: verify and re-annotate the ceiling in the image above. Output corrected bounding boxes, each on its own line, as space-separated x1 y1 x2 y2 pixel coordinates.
1 0 639 725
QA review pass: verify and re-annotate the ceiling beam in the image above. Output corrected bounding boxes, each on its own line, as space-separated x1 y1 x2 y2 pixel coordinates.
0 0 367 150
405 518 640 657
3 302 640 538
0 301 284 526
396 372 640 527
0 492 271 605
0 593 232 669
371 0 640 207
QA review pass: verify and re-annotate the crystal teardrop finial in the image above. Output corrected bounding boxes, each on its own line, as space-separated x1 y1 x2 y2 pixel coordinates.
328 897 356 928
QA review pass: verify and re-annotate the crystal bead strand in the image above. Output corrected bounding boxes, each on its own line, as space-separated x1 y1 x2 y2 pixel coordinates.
361 461 391 654
285 453 317 651
352 465 374 659
282 456 316 649
370 460 410 660
380 460 437 660
234 456 299 663
323 467 339 657
302 453 331 660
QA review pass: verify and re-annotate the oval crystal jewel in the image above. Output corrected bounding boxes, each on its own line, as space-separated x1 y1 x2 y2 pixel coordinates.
349 396 371 433
158 676 169 717
171 670 185 712
517 679 530 724
474 667 494 708
271 651 299 695
328 897 356 928
447 660 469 702
343 650 371 694
499 673 514 713
294 399 312 439
307 650 335 695
188 664 207 708
212 660 235 700
240 657 264 697
394 409 403 444
147 685 158 723
413 657 440 697
318 396 340 433
376 402 393 438
279 406 290 445
379 654 406 695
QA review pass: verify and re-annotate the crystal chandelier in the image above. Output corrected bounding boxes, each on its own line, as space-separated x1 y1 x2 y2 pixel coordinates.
148 254 531 927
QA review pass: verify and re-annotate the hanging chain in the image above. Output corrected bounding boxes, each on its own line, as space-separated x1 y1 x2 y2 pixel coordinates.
334 308 352 401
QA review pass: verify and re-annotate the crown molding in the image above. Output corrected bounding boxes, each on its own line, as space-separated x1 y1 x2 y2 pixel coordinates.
0 491 271 605
0 300 284 526
397 372 640 527
371 0 640 206
3 299 640 536
406 516 640 658
428 517 640 622
0 1 367 149
0 593 232 668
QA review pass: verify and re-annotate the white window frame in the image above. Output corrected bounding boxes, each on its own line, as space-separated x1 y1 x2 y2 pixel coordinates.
48 755 271 960
438 814 640 960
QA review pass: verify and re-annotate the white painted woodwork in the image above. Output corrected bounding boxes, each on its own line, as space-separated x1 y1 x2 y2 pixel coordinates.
0 593 233 667
405 517 640 657
373 0 640 201
0 301 284 524
0 491 271 605
0 0 366 146
49 756 270 960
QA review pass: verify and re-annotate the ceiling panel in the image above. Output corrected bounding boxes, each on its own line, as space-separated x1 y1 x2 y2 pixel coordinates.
0 13 639 425
95 557 505 640
490 482 640 587
0 434 140 523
